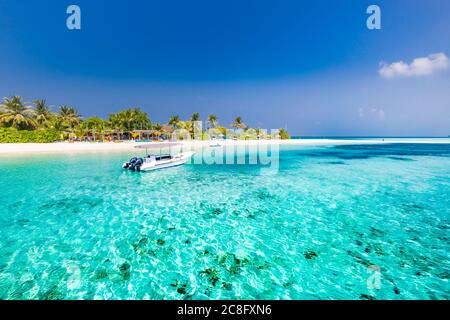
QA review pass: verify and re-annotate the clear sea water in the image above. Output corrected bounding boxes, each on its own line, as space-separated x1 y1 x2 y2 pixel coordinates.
0 142 449 300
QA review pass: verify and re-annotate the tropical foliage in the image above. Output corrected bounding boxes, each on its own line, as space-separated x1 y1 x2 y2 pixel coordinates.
168 115 180 129
59 106 81 130
34 99 52 128
0 96 36 130
190 112 200 122
231 116 247 130
108 108 152 132
0 127 61 143
0 95 291 142
278 128 290 140
207 114 218 129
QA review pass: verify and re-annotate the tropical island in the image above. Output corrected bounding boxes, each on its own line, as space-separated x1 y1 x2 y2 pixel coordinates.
0 96 290 143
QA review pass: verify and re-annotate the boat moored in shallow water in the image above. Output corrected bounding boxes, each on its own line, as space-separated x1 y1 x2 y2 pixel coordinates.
122 142 194 172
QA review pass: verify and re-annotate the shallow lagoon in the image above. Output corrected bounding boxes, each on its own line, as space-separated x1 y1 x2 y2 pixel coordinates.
0 143 449 299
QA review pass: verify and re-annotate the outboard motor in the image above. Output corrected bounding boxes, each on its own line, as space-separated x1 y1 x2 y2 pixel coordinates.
134 158 144 172
123 157 138 169
129 157 143 172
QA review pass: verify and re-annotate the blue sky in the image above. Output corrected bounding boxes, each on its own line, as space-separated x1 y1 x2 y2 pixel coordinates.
0 0 449 135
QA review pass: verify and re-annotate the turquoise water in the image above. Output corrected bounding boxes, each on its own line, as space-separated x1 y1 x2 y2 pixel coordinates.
0 143 449 300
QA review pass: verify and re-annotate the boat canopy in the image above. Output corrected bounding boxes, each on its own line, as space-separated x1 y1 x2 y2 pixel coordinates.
135 143 182 149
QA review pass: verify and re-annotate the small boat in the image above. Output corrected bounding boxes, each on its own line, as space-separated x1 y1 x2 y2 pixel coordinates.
122 143 194 172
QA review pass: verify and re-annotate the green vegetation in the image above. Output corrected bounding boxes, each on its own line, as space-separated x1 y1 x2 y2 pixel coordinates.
0 95 291 142
231 116 247 130
0 96 36 130
278 128 290 140
0 128 61 143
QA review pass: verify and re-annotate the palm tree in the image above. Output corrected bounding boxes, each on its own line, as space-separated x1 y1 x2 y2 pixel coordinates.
121 109 135 131
107 108 151 139
168 115 180 129
278 128 290 140
83 116 106 131
108 113 125 132
83 116 107 140
131 108 152 130
34 99 52 128
182 121 194 139
0 96 36 129
67 108 81 129
187 112 201 138
190 112 200 122
207 114 218 129
256 128 266 139
232 116 246 130
59 106 81 131
59 106 71 119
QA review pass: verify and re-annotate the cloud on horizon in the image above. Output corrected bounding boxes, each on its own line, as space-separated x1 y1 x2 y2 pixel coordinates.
358 107 385 120
379 53 449 78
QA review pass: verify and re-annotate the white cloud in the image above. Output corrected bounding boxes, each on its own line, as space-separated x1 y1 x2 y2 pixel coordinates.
358 107 365 118
358 107 385 120
371 108 385 119
379 53 449 78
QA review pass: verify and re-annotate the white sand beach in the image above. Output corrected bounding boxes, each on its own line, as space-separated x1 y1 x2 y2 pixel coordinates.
1 138 449 155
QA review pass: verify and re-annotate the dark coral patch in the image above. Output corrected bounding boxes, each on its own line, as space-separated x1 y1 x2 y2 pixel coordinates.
222 282 232 290
119 262 131 281
370 227 385 237
303 250 318 260
210 208 223 215
199 268 220 286
40 285 65 300
255 190 273 200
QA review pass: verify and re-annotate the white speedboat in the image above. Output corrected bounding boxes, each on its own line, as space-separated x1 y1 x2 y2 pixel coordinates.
122 143 194 172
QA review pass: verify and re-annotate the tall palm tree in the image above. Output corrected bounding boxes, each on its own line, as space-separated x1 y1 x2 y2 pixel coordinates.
187 112 201 138
232 116 246 130
117 109 138 132
207 114 218 129
108 113 125 131
0 96 36 129
59 106 81 131
168 115 180 129
190 112 200 122
59 106 71 119
182 121 194 139
131 108 152 130
34 99 52 128
107 108 151 139
68 107 81 129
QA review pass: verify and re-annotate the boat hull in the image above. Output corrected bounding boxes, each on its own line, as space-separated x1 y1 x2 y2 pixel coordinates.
139 151 195 172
